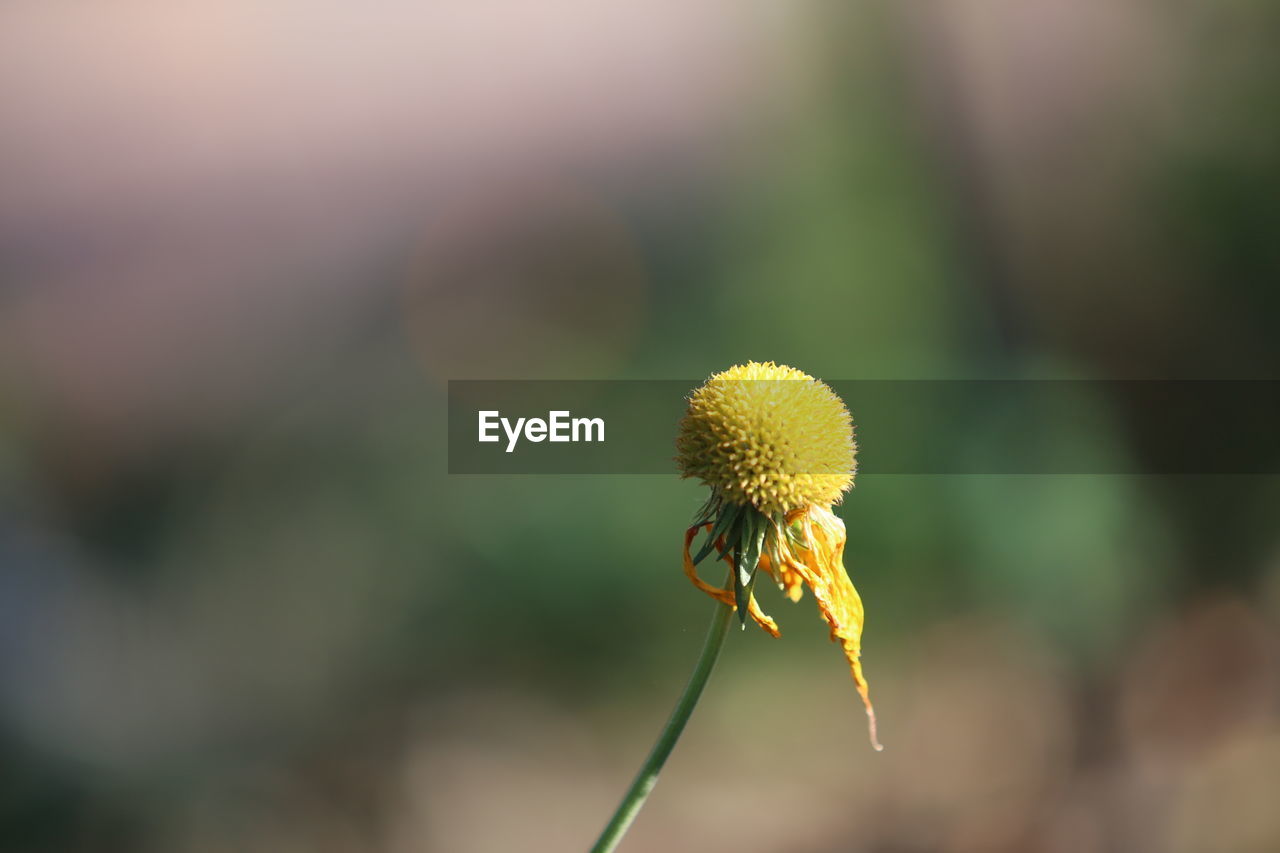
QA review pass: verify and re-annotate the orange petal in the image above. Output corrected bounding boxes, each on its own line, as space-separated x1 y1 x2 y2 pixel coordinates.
760 551 804 603
683 525 781 637
787 506 882 751
683 525 734 602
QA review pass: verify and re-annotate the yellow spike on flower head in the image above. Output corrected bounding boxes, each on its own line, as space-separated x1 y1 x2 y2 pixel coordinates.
677 362 881 750
676 361 855 516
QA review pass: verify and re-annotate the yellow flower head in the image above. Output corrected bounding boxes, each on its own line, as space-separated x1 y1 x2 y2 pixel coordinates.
676 361 855 516
677 362 881 750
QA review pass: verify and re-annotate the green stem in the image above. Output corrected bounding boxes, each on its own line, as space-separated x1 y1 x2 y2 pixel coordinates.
589 592 735 853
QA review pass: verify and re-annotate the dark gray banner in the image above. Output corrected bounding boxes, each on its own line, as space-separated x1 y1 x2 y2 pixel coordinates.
448 380 1280 474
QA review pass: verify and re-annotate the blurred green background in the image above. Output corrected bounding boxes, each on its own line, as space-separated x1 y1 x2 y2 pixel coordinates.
2 2 1280 852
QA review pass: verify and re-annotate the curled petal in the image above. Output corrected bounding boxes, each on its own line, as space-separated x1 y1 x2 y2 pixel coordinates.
683 525 780 637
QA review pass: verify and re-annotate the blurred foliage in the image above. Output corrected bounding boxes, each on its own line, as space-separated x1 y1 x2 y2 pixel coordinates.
2 2 1280 852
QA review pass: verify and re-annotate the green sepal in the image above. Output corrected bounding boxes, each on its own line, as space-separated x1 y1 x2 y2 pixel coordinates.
691 492 721 528
692 501 741 566
767 513 787 591
739 570 762 628
716 509 747 563
785 515 808 550
733 511 766 627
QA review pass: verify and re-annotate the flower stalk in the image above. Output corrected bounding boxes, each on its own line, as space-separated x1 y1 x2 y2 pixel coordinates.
589 585 735 853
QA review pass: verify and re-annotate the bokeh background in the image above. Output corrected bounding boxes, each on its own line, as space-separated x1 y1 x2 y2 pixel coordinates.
3 2 1280 851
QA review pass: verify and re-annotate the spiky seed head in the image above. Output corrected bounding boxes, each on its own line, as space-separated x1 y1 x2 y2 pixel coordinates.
676 361 856 515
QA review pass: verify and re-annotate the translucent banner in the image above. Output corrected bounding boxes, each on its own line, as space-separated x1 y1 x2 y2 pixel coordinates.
447 380 1280 475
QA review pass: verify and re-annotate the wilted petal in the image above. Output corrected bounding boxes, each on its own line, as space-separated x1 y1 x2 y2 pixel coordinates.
787 505 881 750
683 525 780 637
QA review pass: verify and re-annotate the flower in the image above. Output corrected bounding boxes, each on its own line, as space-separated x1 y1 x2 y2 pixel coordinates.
677 361 881 750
